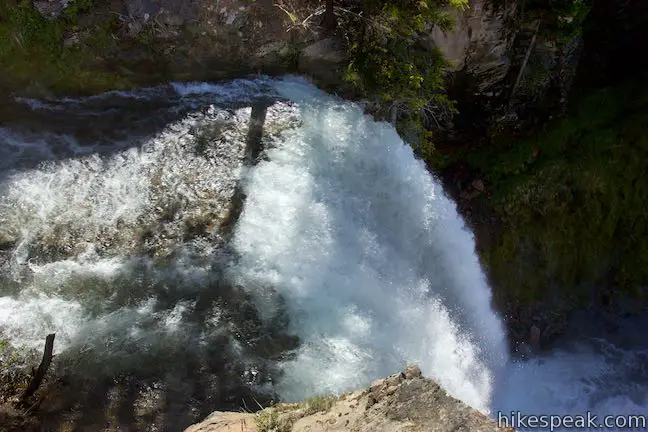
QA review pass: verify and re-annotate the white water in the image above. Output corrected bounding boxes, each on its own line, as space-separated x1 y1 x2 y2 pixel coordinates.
0 77 646 429
494 341 648 430
227 78 508 411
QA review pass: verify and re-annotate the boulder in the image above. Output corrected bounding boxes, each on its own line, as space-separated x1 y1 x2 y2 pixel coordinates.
298 37 348 87
32 0 70 19
183 412 257 432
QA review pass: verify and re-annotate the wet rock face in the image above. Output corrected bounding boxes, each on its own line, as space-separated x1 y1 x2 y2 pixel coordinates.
428 0 515 93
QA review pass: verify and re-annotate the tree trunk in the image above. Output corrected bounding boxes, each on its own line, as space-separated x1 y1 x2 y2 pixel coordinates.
323 0 337 31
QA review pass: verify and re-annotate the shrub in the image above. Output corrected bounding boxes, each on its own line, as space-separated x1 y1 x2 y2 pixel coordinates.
339 0 466 151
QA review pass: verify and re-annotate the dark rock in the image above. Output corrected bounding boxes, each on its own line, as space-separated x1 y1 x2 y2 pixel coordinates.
33 0 69 19
528 324 541 351
125 0 200 26
298 37 347 87
471 179 485 192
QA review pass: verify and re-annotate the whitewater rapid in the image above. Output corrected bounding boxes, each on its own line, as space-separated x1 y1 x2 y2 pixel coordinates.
0 77 645 430
226 79 508 410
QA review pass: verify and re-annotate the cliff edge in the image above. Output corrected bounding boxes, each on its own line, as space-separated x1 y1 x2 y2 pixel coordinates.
184 366 511 432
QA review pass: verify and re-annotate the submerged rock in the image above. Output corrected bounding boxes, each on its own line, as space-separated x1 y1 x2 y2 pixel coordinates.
184 366 512 432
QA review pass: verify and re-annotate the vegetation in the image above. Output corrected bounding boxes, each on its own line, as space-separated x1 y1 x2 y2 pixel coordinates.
0 337 31 404
489 0 589 43
254 394 336 431
522 0 588 42
461 81 648 308
255 409 293 432
337 0 467 157
302 394 336 415
0 0 132 95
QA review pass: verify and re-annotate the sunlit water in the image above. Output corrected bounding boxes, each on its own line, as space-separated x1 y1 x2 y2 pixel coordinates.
0 77 645 430
493 313 648 431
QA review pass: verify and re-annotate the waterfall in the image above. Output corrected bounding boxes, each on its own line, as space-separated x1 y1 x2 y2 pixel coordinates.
226 77 508 410
0 77 643 431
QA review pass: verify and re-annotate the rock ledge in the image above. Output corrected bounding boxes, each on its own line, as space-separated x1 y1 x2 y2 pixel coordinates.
184 365 513 432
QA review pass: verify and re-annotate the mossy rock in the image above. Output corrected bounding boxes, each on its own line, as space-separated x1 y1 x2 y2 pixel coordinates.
0 1 137 96
462 81 648 316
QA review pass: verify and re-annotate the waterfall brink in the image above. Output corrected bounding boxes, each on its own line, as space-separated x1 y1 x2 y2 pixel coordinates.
0 76 509 428
227 77 509 412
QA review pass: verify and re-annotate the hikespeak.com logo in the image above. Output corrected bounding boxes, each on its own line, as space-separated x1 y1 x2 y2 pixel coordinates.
497 410 647 430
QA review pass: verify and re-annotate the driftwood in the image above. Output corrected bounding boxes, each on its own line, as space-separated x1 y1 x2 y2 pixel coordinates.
20 333 55 403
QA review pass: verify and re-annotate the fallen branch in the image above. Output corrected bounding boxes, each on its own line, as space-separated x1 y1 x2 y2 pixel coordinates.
510 19 542 100
20 333 55 403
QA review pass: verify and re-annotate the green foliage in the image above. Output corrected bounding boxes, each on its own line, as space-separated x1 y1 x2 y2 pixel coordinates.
491 0 589 43
467 82 648 306
486 0 589 52
532 0 589 42
341 0 464 147
0 0 131 95
0 339 9 355
255 409 293 432
61 0 94 22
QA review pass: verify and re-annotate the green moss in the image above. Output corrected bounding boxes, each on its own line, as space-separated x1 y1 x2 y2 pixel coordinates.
0 1 132 95
465 81 648 308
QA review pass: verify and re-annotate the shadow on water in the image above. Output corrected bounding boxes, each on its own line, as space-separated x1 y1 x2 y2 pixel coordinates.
0 79 278 183
0 82 301 431
36 264 298 431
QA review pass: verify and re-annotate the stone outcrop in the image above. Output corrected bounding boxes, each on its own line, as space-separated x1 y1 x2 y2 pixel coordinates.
15 0 572 106
426 0 581 135
428 0 515 93
184 412 258 432
8 0 347 97
183 366 512 432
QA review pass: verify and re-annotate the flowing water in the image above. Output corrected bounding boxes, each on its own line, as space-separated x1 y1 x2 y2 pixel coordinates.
0 77 645 430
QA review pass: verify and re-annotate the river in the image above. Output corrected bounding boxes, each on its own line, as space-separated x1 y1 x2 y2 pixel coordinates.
0 77 645 430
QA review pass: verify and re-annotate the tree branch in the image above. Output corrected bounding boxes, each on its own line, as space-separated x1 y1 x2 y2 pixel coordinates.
510 19 542 100
20 333 55 404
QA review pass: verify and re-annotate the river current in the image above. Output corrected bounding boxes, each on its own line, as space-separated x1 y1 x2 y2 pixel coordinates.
0 77 645 430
